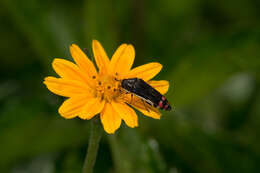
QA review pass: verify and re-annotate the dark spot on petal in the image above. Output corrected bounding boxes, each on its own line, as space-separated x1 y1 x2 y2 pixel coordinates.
92 75 96 79
98 81 101 85
107 86 111 89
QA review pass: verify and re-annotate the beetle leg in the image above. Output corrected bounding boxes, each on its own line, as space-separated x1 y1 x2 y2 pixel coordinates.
141 99 150 113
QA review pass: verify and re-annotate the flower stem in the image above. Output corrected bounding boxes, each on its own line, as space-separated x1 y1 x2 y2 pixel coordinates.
82 117 103 173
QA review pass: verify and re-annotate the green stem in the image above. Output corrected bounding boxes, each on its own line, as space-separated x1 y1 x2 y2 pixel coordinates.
82 117 103 173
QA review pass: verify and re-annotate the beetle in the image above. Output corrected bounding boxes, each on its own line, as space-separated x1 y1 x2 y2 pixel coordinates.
121 78 171 111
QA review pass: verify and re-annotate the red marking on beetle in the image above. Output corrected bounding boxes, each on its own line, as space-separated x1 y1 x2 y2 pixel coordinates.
159 101 163 108
162 96 166 101
164 104 169 110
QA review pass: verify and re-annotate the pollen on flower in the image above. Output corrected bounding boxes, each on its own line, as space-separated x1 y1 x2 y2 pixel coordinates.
93 74 122 102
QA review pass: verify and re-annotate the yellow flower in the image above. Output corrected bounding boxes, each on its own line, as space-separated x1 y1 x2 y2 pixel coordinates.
43 40 169 134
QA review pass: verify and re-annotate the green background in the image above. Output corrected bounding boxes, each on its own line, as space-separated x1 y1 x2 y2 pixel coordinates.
0 0 260 172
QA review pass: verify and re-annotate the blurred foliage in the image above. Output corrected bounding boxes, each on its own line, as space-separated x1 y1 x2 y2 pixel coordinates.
0 0 260 172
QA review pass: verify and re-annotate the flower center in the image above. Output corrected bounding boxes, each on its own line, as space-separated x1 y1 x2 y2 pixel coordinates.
93 75 122 102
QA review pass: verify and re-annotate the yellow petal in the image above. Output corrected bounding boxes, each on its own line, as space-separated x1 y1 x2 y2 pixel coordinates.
79 98 105 120
100 103 122 134
92 40 110 75
52 58 87 82
123 95 161 119
111 101 138 128
58 95 90 119
134 106 161 119
148 80 169 94
70 44 98 80
43 77 92 97
126 62 162 81
109 44 135 77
